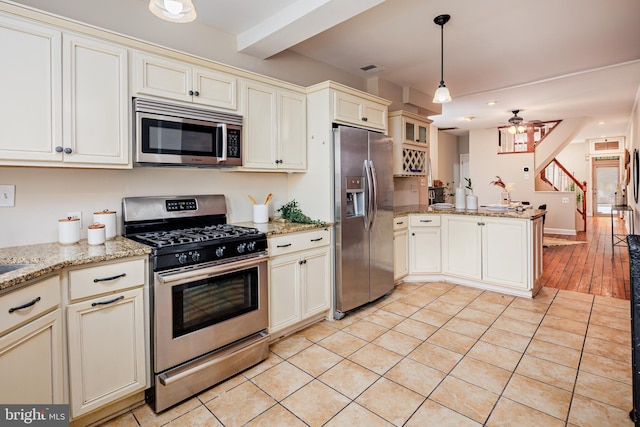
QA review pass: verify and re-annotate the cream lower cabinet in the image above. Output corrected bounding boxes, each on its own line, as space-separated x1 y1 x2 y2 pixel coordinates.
0 275 64 404
268 228 331 338
66 258 147 419
442 215 531 290
409 214 441 274
393 216 409 281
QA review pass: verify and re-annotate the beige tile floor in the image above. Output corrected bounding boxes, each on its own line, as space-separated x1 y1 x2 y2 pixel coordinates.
102 282 633 426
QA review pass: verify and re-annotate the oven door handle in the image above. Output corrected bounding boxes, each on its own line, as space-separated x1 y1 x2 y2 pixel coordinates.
157 255 267 285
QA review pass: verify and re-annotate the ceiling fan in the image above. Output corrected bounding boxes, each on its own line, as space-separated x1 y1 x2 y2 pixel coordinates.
506 110 542 134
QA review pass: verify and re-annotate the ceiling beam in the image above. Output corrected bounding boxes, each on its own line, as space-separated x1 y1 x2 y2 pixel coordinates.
237 0 386 59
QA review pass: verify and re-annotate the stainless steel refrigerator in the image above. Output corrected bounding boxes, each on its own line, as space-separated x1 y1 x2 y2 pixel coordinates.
334 126 394 319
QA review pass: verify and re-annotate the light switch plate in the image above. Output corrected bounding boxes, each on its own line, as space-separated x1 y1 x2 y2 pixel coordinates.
0 185 15 207
562 197 569 204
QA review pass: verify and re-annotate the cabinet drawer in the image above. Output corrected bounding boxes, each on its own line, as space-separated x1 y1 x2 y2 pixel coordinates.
269 228 330 257
69 258 145 301
410 215 440 227
393 216 408 231
0 275 60 336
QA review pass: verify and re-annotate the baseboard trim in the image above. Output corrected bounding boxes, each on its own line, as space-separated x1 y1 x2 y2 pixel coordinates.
544 227 577 236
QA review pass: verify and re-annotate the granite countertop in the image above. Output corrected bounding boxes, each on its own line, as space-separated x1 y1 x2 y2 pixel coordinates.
0 236 151 292
394 204 546 220
234 220 332 236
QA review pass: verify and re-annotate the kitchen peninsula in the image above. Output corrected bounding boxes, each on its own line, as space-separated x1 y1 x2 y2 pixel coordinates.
394 205 545 298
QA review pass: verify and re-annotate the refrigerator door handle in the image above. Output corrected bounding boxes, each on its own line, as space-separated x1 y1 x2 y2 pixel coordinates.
369 160 379 229
364 159 373 231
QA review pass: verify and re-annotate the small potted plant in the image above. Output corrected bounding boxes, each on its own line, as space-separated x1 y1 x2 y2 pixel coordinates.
464 177 478 210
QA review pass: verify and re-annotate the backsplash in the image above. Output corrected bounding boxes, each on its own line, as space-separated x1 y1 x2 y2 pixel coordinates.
0 166 287 248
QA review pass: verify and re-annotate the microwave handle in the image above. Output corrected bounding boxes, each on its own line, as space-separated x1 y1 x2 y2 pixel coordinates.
217 123 227 162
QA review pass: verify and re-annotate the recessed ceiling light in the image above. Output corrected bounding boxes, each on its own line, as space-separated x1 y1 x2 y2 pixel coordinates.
463 116 474 121
486 101 497 106
598 121 605 125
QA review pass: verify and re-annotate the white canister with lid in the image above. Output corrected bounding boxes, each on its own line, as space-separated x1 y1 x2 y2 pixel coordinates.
58 216 80 245
94 209 116 239
87 222 106 245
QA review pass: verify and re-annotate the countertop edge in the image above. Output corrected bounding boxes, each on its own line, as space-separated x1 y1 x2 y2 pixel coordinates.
394 204 546 220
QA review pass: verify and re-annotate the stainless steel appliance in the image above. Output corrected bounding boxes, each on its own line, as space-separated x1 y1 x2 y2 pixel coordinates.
333 126 394 319
134 98 242 167
122 195 269 412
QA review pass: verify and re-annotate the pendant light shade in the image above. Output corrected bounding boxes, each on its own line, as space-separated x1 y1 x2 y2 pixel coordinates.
433 14 452 104
149 0 197 23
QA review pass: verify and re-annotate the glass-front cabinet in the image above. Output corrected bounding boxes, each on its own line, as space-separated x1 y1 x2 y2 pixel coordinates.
389 110 432 176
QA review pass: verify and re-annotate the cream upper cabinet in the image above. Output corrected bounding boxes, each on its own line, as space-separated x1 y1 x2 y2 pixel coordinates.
0 15 130 168
0 275 64 405
62 33 129 166
134 51 238 110
389 110 431 176
66 258 147 419
333 90 387 131
393 216 409 281
242 79 306 171
268 228 331 339
0 15 62 163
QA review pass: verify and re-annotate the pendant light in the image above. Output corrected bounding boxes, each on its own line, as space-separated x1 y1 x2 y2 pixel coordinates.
432 14 452 104
507 110 527 134
149 0 197 23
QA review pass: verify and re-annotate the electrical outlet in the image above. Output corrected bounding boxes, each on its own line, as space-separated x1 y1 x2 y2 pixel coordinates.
0 185 15 207
562 197 569 204
420 178 426 187
524 173 530 180
67 211 82 228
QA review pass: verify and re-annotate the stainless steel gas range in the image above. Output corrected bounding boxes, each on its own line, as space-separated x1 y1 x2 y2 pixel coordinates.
122 194 270 412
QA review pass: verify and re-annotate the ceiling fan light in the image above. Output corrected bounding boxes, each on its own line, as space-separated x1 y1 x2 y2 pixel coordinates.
149 0 197 23
433 84 452 104
508 126 517 135
517 124 527 133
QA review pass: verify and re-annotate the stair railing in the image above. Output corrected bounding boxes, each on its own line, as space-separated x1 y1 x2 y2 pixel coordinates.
540 158 587 231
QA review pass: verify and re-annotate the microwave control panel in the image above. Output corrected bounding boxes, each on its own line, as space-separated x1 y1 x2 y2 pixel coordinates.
227 128 241 158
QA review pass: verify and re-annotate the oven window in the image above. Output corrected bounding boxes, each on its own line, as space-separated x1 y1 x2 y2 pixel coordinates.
142 118 218 155
172 266 259 338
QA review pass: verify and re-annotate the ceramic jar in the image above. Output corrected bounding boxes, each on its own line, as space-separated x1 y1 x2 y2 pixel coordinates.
93 209 116 239
58 216 80 245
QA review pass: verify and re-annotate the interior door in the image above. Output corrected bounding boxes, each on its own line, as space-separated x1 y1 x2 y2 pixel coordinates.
592 157 620 215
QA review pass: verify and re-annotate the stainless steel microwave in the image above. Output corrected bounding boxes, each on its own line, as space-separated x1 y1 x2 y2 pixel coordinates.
133 98 242 167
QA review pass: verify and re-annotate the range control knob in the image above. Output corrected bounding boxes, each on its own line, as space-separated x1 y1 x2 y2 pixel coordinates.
191 251 201 262
215 246 225 258
247 241 256 251
177 253 188 264
237 243 246 254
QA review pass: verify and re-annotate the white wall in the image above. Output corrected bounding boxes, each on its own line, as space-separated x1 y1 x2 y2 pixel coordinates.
468 128 576 233
556 142 589 185
0 167 288 247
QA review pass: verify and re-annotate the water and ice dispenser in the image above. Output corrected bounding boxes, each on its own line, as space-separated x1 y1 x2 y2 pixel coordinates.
345 176 365 217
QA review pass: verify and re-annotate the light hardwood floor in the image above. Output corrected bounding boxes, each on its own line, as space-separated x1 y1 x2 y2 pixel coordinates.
541 215 631 300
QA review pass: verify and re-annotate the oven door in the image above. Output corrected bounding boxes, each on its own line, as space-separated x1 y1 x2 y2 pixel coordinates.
154 255 268 373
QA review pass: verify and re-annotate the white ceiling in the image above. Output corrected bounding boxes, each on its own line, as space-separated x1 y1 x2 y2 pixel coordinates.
193 0 640 141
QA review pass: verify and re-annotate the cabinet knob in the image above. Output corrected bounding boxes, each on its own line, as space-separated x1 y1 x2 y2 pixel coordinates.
412 232 415 236
64 147 72 154
477 222 485 226
189 90 194 95
361 117 368 122
299 259 307 264
194 91 200 96
55 146 63 153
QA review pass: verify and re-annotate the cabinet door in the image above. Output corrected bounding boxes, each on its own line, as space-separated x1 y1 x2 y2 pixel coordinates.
192 66 238 110
301 247 330 318
0 309 64 404
409 228 441 274
0 15 62 163
278 89 307 170
67 287 146 418
63 34 129 166
242 80 278 169
361 99 387 130
483 218 529 289
134 51 192 102
442 215 482 279
269 254 301 333
333 91 387 131
394 229 409 280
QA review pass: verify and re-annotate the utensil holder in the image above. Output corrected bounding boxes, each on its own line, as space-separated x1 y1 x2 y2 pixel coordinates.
253 204 269 223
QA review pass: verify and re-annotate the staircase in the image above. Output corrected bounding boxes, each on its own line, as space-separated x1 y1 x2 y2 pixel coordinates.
540 159 588 231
